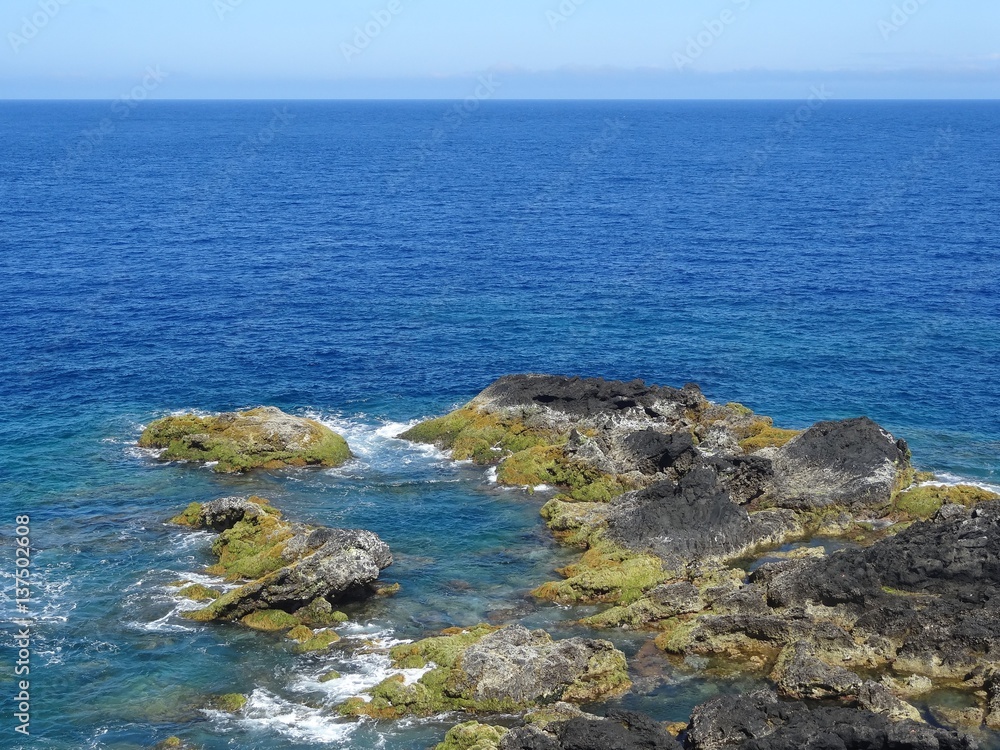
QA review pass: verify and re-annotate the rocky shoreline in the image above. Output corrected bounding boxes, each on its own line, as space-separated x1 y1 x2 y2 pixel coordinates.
152 375 1000 749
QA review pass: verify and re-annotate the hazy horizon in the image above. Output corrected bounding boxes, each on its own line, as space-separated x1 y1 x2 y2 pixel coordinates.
2 0 998 100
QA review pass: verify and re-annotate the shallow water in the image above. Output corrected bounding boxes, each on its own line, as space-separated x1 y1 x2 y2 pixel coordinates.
1 100 998 748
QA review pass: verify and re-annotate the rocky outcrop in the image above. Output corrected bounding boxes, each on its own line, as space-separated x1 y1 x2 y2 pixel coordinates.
501 710 678 750
171 497 391 637
139 406 351 473
685 690 976 750
605 469 801 572
338 625 630 719
655 503 1000 726
769 417 912 511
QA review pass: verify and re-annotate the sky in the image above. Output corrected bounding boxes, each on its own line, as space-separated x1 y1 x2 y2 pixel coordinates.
1 0 998 98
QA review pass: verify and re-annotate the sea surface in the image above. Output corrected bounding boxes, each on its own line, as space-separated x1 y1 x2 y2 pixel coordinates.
1 100 998 749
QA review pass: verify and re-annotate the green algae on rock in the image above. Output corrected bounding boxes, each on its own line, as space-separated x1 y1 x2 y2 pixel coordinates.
434 721 508 750
170 496 392 632
139 406 350 473
338 624 630 720
206 693 247 713
892 483 1000 520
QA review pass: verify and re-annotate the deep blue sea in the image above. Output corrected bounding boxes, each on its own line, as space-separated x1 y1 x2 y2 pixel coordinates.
1 101 998 749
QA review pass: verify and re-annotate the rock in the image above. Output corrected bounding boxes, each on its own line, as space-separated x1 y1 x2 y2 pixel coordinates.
605 469 801 571
622 429 697 475
338 625 630 719
436 721 509 750
771 642 862 700
856 681 923 723
985 671 1000 729
770 417 912 511
501 710 678 750
472 374 706 424
139 406 351 473
685 689 976 750
175 497 391 628
205 693 246 713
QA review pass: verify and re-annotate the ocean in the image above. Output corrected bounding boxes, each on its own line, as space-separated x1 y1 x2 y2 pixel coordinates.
1 100 998 748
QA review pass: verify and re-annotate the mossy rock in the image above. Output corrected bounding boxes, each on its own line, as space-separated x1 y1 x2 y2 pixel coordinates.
894 484 1000 520
497 445 633 503
206 511 293 580
153 739 195 750
737 416 801 453
293 629 341 653
435 721 508 750
177 584 220 602
319 670 342 683
235 609 301 632
207 693 247 713
339 624 627 720
139 407 351 473
531 541 665 605
400 406 559 464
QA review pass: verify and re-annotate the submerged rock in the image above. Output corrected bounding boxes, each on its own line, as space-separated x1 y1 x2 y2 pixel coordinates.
171 496 390 633
685 690 976 750
338 624 629 719
139 406 350 473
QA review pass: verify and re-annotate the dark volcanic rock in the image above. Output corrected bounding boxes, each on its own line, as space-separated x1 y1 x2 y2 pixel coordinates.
684 502 1000 683
501 710 678 750
475 374 705 420
192 496 271 531
200 528 391 621
605 468 799 569
770 417 911 510
685 690 976 750
622 430 697 474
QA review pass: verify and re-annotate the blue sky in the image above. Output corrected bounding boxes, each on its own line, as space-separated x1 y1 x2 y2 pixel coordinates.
2 0 998 98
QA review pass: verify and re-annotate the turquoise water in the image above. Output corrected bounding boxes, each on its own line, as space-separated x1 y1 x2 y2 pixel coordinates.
1 101 998 748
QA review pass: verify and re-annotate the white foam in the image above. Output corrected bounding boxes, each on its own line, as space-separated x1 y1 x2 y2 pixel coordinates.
212 688 359 744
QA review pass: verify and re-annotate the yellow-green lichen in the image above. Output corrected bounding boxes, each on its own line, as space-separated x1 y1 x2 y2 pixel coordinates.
207 693 247 713
497 445 633 503
434 721 508 750
293 629 341 653
177 584 220 602
205 511 293 580
139 408 351 473
338 625 628 720
531 541 665 605
893 484 1000 520
229 609 300 631
737 417 801 453
400 406 559 464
